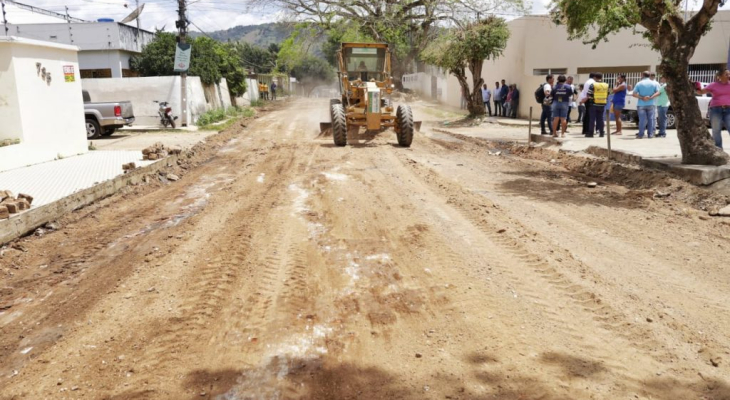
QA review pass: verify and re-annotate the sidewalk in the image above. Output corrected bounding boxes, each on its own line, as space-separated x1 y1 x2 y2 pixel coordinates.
436 117 730 185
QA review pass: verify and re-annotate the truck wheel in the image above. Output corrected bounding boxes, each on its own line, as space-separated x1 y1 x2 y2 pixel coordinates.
168 116 176 129
102 127 116 137
332 104 347 147
86 119 101 139
666 111 676 129
396 105 414 147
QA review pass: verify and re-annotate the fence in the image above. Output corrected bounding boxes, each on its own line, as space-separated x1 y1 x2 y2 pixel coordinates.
602 65 721 90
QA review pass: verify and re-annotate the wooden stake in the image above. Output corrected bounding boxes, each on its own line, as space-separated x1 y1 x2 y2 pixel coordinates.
606 108 612 160
528 106 533 145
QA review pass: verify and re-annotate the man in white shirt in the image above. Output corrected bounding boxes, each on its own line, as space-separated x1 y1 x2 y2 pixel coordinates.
566 76 576 123
481 84 492 116
580 72 596 136
540 75 554 135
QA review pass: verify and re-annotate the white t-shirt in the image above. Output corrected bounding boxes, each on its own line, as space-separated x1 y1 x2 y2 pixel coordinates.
568 84 577 107
581 78 595 102
543 83 552 96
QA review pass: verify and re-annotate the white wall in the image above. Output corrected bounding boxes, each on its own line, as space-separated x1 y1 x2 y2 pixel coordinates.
82 76 230 126
78 50 126 77
0 37 87 172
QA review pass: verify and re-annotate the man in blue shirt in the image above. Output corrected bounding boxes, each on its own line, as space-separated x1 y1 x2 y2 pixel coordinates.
633 71 661 138
500 79 509 116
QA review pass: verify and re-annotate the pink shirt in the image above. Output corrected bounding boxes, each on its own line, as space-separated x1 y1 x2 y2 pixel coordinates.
706 81 730 107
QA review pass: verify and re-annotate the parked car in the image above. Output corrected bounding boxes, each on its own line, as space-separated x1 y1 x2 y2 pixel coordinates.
83 90 135 139
621 83 711 129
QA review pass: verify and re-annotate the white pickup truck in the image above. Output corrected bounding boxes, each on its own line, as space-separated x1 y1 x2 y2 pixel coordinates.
621 84 712 129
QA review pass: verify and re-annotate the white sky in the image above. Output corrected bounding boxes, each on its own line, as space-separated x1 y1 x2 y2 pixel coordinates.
1 0 728 34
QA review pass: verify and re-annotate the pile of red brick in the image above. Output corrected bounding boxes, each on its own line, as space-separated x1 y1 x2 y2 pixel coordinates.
0 191 33 220
142 143 182 161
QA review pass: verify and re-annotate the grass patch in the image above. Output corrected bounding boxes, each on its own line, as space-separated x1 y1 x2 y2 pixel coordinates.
197 106 255 131
0 138 20 148
249 99 265 107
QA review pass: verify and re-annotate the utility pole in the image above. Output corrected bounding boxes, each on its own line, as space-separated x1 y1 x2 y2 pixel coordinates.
65 6 73 44
2 0 9 37
177 0 188 126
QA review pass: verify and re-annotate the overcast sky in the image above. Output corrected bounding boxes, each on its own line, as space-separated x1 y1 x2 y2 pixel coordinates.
2 0 728 34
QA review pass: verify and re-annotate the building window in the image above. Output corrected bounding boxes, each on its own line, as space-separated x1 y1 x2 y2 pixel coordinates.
80 69 112 79
533 68 567 76
689 63 724 83
122 69 138 78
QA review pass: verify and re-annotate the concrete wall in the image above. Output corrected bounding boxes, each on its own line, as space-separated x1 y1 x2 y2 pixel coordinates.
0 37 87 172
77 50 128 77
82 76 232 126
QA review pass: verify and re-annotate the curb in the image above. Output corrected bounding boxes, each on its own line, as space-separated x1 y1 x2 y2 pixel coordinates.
0 154 180 245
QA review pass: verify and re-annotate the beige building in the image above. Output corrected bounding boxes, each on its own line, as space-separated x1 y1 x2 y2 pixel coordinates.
406 11 730 118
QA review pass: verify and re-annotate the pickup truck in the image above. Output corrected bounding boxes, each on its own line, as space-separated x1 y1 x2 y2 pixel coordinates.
83 90 135 139
621 83 711 129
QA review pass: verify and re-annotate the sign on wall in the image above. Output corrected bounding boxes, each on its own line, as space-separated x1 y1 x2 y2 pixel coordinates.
63 65 75 82
174 43 192 72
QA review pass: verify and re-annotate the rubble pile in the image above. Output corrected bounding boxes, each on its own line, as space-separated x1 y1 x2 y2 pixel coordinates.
122 162 137 172
0 191 34 220
142 143 182 161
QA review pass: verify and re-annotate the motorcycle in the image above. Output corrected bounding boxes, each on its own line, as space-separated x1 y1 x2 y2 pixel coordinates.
153 101 178 129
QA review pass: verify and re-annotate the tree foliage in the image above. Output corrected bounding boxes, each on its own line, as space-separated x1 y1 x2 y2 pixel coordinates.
552 0 728 165
321 21 374 67
248 0 525 79
421 16 510 116
131 32 247 99
276 23 322 73
290 55 335 95
235 42 277 73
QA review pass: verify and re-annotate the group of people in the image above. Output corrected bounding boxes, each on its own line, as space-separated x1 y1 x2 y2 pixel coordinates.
477 79 519 118
698 69 730 149
536 71 672 139
258 81 277 101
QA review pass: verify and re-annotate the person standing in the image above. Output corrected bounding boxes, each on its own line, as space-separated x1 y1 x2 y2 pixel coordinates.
270 81 278 101
611 74 627 135
551 75 571 137
656 77 670 138
697 69 730 148
633 71 660 139
566 76 576 123
481 84 492 116
510 84 520 118
587 72 609 137
539 74 554 135
581 72 596 136
500 79 509 117
577 84 586 123
493 81 502 116
504 85 514 117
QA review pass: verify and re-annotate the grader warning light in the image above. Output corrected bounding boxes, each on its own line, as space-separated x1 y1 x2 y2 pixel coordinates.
320 42 420 147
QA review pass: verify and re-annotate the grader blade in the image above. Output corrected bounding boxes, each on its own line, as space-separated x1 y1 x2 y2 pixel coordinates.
319 122 332 135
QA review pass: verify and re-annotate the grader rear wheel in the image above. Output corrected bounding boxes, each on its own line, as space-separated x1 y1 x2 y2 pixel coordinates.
332 104 347 147
396 105 414 147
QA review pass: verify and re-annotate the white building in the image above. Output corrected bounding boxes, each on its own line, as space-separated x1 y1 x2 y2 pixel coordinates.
0 36 87 172
405 10 730 118
8 22 155 79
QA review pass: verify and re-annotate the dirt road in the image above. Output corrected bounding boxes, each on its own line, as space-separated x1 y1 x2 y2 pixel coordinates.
2 98 730 399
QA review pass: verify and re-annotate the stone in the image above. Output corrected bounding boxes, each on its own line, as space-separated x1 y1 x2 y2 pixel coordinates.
166 174 180 182
717 205 730 217
122 162 136 171
0 190 9 201
5 202 18 214
0 205 9 220
142 147 154 155
18 193 33 205
168 146 183 155
147 153 159 160
17 199 29 210
587 182 598 188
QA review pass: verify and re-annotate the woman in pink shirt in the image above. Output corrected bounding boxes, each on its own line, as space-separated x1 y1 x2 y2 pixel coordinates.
698 69 730 148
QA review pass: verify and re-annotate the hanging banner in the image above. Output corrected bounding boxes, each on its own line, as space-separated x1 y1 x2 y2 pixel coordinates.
173 43 191 72
63 65 75 82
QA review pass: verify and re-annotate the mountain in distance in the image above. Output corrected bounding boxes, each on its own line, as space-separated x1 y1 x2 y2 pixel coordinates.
190 22 293 48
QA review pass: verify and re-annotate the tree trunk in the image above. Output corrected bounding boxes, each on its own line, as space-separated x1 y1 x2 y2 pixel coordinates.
659 59 728 165
467 59 486 117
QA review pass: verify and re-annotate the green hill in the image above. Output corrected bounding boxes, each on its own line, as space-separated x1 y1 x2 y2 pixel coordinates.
191 22 293 47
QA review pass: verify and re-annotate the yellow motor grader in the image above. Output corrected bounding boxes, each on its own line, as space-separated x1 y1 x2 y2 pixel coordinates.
320 42 420 147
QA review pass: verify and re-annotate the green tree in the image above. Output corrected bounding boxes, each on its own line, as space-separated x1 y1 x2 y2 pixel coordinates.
290 55 335 96
421 17 510 117
190 36 222 85
276 23 322 73
322 21 374 67
217 43 247 98
552 0 728 166
236 42 277 73
130 32 177 76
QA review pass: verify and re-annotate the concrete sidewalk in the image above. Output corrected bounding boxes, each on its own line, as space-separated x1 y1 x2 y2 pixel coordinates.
435 117 730 186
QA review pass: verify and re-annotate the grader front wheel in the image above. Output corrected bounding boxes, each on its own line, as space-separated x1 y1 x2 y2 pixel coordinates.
396 105 414 147
332 104 348 147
